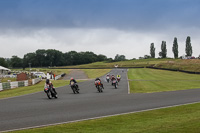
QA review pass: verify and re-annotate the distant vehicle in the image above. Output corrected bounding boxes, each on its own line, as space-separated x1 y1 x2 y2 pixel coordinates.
31 72 46 79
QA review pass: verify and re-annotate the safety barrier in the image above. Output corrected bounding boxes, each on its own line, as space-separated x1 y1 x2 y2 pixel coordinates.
32 78 42 85
0 83 3 91
55 73 65 80
0 78 41 91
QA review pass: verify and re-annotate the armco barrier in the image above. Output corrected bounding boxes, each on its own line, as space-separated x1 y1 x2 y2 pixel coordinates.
55 73 65 80
32 78 42 85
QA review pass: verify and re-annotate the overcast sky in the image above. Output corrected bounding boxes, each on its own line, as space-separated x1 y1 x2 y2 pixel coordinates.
0 0 200 59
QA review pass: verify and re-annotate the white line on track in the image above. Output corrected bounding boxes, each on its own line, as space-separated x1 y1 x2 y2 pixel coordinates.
126 69 130 94
2 101 200 133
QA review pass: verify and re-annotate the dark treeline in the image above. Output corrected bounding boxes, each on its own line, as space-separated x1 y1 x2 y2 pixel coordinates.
0 49 126 68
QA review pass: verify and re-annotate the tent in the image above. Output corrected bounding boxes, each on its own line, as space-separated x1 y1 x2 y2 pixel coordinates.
0 66 11 75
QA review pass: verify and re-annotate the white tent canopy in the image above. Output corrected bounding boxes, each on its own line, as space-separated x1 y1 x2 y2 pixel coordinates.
0 66 11 71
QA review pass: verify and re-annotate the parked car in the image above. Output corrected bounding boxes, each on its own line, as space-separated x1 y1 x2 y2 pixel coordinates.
31 72 46 79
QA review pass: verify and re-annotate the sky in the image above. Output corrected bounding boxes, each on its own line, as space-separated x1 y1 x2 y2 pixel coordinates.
0 0 200 59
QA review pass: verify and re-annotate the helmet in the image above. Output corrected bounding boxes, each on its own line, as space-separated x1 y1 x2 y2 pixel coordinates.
96 77 99 80
46 79 49 84
70 77 74 80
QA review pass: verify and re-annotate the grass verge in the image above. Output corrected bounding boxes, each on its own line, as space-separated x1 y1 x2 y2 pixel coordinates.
10 102 200 133
128 68 200 93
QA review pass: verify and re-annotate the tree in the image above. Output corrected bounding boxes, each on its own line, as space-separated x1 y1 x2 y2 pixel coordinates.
159 41 167 58
144 55 151 59
150 43 155 58
10 56 23 68
172 37 178 59
114 54 126 61
185 36 192 57
97 54 107 61
0 57 8 67
23 52 37 67
35 49 47 67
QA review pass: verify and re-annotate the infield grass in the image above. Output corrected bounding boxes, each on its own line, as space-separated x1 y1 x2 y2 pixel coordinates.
128 68 200 93
11 102 200 133
82 69 111 79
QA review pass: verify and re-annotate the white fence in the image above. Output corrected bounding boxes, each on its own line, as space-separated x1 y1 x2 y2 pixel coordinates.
32 78 42 85
0 83 2 91
0 78 42 91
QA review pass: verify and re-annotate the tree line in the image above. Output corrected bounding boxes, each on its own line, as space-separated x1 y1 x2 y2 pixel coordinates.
0 50 126 68
149 36 193 59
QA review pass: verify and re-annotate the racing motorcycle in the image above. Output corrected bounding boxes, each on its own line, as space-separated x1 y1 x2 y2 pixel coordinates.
95 80 103 93
106 76 110 83
70 81 79 94
44 85 57 99
112 79 118 89
117 77 121 82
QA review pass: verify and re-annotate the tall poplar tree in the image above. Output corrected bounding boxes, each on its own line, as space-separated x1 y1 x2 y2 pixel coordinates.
185 36 192 56
159 41 167 58
150 43 155 58
172 37 178 58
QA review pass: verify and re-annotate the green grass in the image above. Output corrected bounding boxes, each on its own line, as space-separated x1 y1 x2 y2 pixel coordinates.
10 102 200 133
58 59 172 69
82 69 111 79
128 68 200 93
56 58 200 72
1 77 16 82
0 80 69 99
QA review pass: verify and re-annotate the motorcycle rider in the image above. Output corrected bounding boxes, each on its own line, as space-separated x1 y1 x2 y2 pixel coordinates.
69 77 79 90
117 74 121 82
111 75 117 85
95 77 104 89
111 75 116 81
44 79 56 93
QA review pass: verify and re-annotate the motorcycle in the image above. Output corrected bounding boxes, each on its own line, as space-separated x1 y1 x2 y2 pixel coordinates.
44 85 57 99
95 80 103 93
70 81 79 94
117 77 121 82
112 79 118 89
106 76 110 83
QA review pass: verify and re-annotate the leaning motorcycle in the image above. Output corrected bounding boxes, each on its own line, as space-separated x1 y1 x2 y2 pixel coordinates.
70 81 79 94
95 80 103 92
44 85 57 99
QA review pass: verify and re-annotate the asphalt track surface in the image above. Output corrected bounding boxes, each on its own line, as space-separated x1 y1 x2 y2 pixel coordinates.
1 69 200 132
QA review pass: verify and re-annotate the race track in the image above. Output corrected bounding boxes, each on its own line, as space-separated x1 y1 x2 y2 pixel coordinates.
1 69 200 132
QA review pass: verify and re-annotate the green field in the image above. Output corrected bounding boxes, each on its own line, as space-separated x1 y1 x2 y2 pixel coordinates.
56 58 200 72
82 69 111 79
11 102 200 133
128 68 200 93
